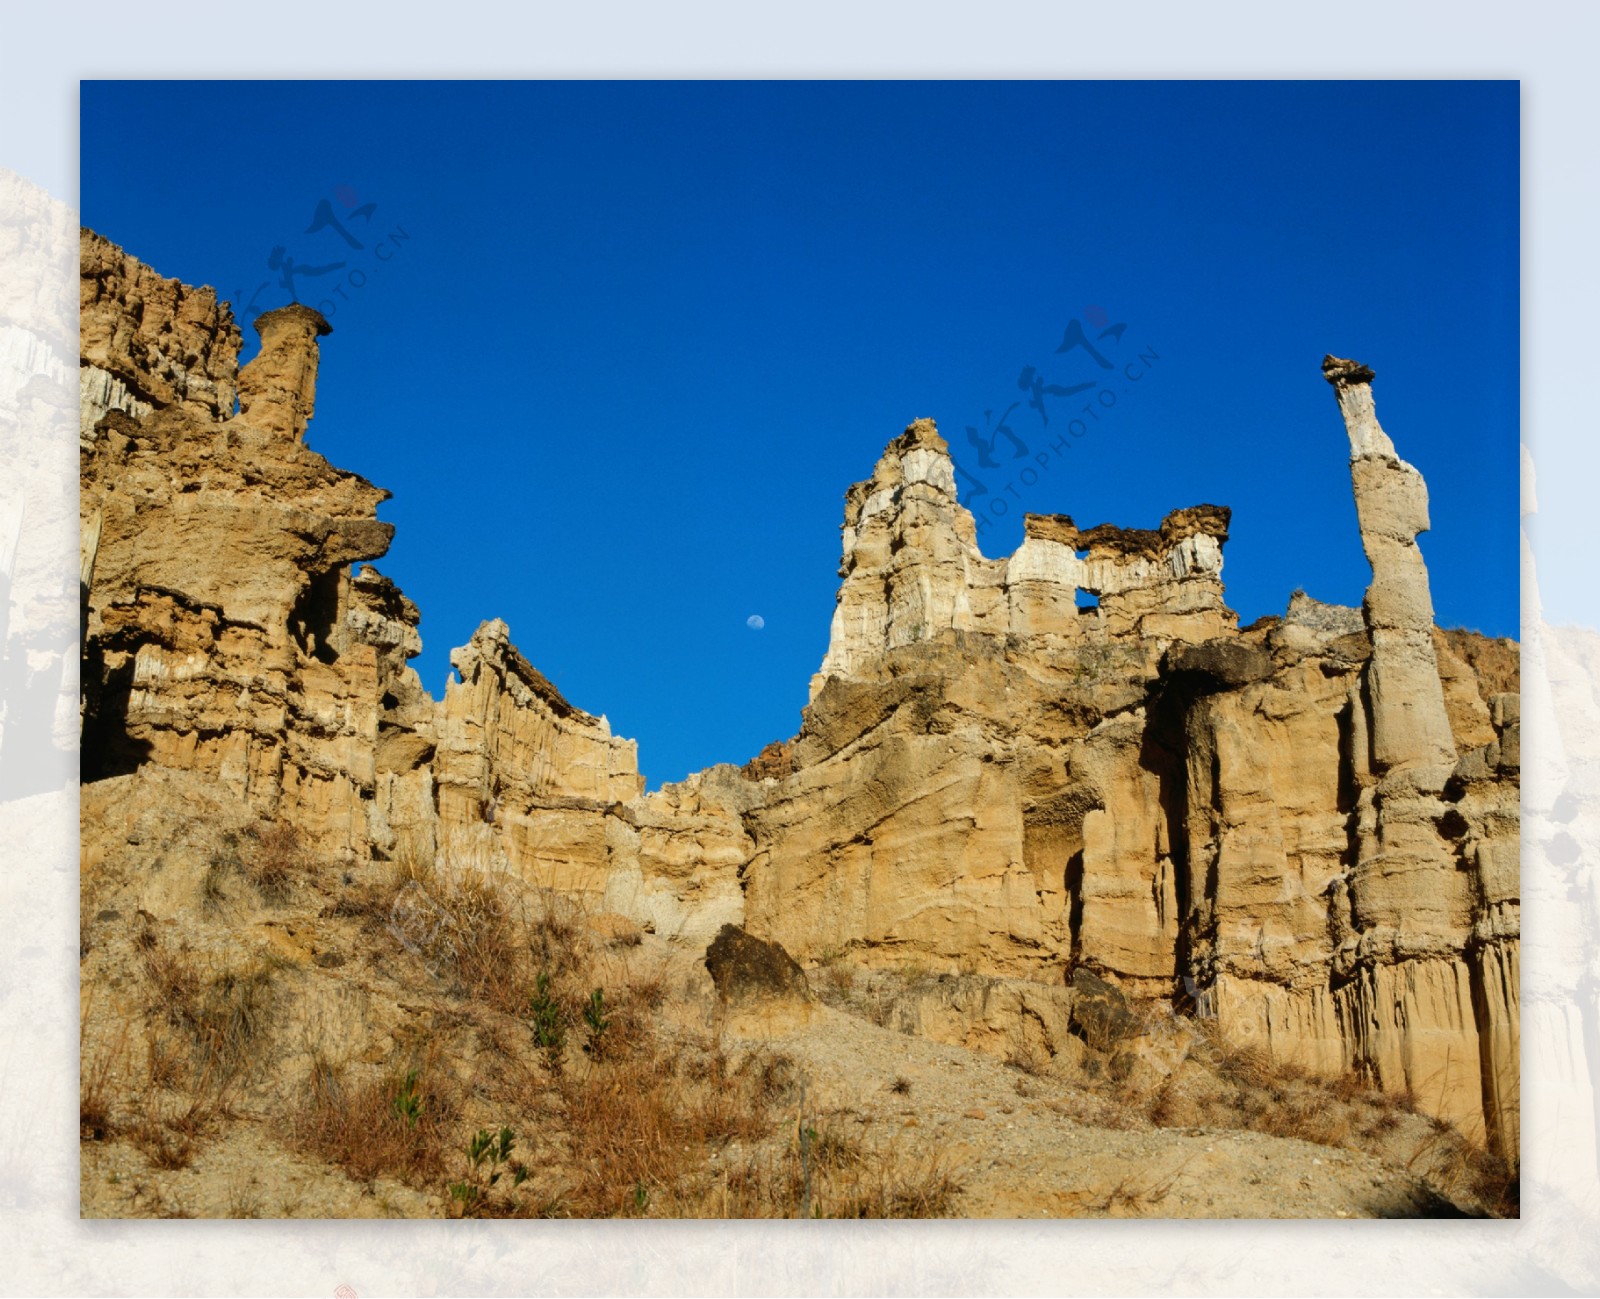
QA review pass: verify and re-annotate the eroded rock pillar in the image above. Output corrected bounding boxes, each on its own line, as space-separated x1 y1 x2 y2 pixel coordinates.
1322 355 1455 771
237 303 331 441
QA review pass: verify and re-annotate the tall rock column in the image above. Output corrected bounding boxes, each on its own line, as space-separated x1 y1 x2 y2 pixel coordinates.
1322 355 1491 1145
237 304 331 441
1322 355 1455 772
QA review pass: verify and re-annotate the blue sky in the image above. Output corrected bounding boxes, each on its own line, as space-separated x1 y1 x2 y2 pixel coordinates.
80 80 1519 788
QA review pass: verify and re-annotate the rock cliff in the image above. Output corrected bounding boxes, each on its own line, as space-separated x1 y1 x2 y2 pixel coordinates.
78 234 1520 1161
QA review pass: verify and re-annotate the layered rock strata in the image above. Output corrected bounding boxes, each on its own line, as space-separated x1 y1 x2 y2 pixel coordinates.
814 419 1234 693
79 229 240 440
78 235 1519 1158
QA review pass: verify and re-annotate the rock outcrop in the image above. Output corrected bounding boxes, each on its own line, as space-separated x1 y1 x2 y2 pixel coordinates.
79 229 240 438
78 235 1519 1162
704 924 812 1006
814 418 1234 694
78 267 638 871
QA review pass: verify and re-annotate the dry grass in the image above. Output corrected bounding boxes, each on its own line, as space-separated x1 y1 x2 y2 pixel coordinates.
137 934 277 1088
810 960 906 1030
128 1102 197 1170
1163 1023 1392 1148
279 857 810 1216
226 1178 265 1219
288 1056 457 1187
105 929 278 1173
80 1010 125 1142
698 1128 963 1219
334 857 959 1218
1075 1161 1185 1216
548 1032 779 1217
438 872 543 1014
1402 1119 1520 1217
202 823 317 908
96 834 966 1219
242 823 316 904
353 845 592 1021
126 1053 239 1171
822 1147 964 1219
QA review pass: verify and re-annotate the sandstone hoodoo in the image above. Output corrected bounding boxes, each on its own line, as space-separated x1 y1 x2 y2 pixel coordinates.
78 233 1520 1216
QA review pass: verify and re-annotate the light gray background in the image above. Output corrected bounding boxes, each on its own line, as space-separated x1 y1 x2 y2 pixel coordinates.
1 3 1591 1294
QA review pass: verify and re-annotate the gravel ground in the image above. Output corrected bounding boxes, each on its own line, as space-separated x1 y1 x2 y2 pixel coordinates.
738 999 1463 1219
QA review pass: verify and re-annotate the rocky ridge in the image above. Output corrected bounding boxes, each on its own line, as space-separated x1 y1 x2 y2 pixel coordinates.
78 233 1520 1170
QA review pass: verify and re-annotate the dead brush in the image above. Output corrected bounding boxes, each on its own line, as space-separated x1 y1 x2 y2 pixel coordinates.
1360 1102 1406 1139
144 1022 188 1091
549 1034 777 1216
624 967 668 1012
796 1133 963 1219
826 1161 963 1218
806 1123 866 1171
1467 1149 1520 1218
194 962 277 1083
439 872 534 1014
522 887 588 975
288 1057 456 1187
200 853 232 912
812 951 859 1010
129 1099 196 1171
139 938 277 1089
80 1011 127 1142
127 1055 238 1171
1256 1085 1352 1147
373 858 593 1021
226 1178 265 1219
1174 1023 1365 1146
704 1149 805 1218
139 939 203 1020
686 1132 964 1219
246 822 315 903
743 1049 803 1108
1077 1162 1185 1217
1193 1025 1280 1092
1004 1038 1051 1078
1401 1118 1520 1217
1145 1074 1181 1127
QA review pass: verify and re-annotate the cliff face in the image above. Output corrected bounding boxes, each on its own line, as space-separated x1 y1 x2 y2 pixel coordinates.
77 234 1520 1160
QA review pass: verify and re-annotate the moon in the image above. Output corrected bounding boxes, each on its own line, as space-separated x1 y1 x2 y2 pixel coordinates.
746 615 765 631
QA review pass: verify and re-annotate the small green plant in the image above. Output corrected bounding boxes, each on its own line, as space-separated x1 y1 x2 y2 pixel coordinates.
390 1069 424 1129
582 988 611 1055
448 1126 527 1217
631 1181 649 1214
530 973 565 1054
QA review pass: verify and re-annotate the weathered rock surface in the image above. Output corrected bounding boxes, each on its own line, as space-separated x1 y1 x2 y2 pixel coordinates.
79 229 240 437
78 236 1519 1164
237 303 329 441
813 418 1234 696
